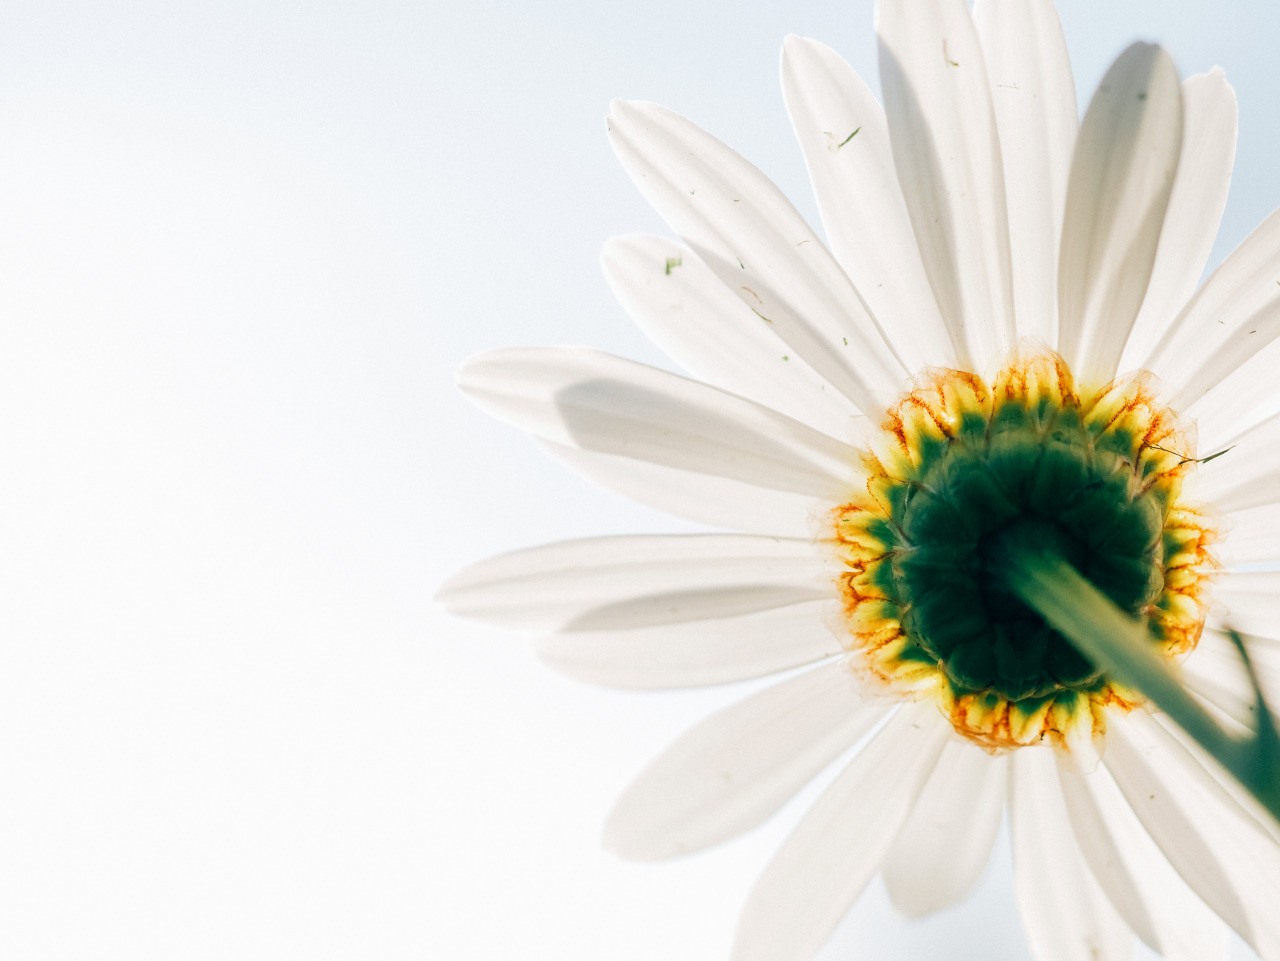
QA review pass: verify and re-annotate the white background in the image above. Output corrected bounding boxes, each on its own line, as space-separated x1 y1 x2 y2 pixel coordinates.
0 1 1275 958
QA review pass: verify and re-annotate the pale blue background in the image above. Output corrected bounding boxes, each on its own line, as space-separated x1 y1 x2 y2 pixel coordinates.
0 1 1274 958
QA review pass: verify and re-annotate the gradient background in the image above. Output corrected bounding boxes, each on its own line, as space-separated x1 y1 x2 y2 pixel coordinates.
0 1 1275 958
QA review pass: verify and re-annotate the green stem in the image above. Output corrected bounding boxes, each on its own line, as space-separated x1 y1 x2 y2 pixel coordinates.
1005 549 1280 826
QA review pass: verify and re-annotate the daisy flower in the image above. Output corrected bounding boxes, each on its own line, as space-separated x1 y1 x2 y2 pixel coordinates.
440 1 1280 959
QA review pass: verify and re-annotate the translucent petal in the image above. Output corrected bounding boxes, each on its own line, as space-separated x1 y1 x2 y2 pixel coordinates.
539 440 822 538
1057 756 1229 960
1121 70 1238 372
536 600 843 689
973 0 1078 348
878 0 1016 367
438 533 828 631
1215 502 1280 567
457 346 857 498
607 100 908 413
1152 207 1280 440
603 659 884 860
1009 747 1133 961
780 35 959 371
1056 43 1183 382
731 702 948 961
1105 712 1280 959
601 234 856 441
1191 408 1280 511
882 740 1005 918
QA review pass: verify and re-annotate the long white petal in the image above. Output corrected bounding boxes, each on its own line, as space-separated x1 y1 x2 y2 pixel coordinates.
601 234 857 441
1009 748 1132 961
779 35 960 371
1192 409 1280 510
536 600 843 689
1105 711 1280 959
973 0 1077 348
539 440 823 538
1122 71 1238 372
603 659 884 860
607 100 908 413
1151 207 1280 441
1056 43 1183 382
882 740 1005 918
732 702 948 961
1183 626 1280 732
877 0 1016 367
1211 570 1280 640
1057 756 1228 960
458 346 857 498
438 533 828 630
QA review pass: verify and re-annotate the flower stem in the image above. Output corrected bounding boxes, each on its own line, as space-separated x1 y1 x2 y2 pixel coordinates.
1004 548 1280 827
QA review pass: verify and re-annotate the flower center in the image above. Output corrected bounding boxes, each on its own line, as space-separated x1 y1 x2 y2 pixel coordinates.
831 353 1215 751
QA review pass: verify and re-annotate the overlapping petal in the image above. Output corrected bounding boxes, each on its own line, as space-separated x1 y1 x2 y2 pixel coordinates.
536 600 842 689
603 659 884 860
973 0 1077 348
1056 42 1183 383
607 100 908 414
601 233 856 441
877 0 1016 367
780 35 959 372
438 533 828 631
731 703 948 961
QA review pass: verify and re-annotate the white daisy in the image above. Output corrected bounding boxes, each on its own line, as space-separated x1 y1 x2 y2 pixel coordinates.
440 1 1280 959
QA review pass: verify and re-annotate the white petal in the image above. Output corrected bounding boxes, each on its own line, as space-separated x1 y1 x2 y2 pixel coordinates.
1105 711 1280 959
536 600 843 689
458 346 857 498
1182 626 1274 731
1216 502 1280 567
882 740 1005 918
1191 409 1280 510
601 234 857 441
603 659 883 860
1057 756 1228 960
779 35 960 371
438 533 828 631
1122 71 1238 373
877 0 1016 367
1210 570 1280 640
1151 207 1280 440
1009 747 1133 961
1056 43 1183 383
732 702 949 961
540 440 822 538
973 0 1078 348
607 100 908 413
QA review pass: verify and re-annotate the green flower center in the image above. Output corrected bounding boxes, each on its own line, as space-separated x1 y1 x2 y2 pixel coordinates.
884 399 1167 703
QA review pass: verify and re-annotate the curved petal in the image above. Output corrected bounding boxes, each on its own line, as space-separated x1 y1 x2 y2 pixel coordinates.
973 0 1078 348
606 100 908 413
1056 43 1183 383
539 440 823 538
1210 570 1280 641
536 599 843 689
1105 711 1280 959
1122 70 1238 372
1009 747 1133 961
457 346 858 498
877 0 1016 367
603 659 884 860
600 234 856 440
1057 757 1229 960
882 740 1005 918
779 35 960 371
1191 409 1280 511
438 533 828 631
731 702 948 961
1152 207 1280 440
